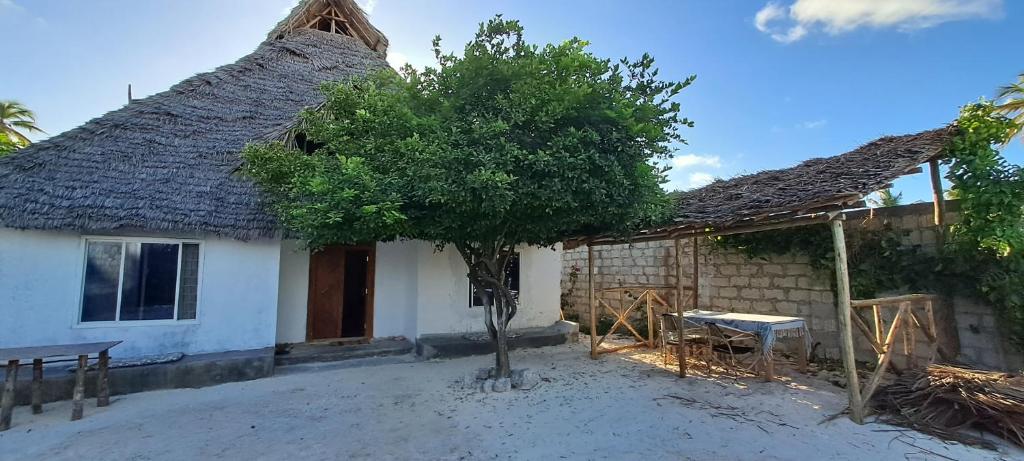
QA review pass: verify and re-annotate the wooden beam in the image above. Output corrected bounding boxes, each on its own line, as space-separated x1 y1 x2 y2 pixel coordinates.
851 293 939 308
587 245 597 359
860 304 907 404
830 218 865 424
0 360 18 431
674 238 687 377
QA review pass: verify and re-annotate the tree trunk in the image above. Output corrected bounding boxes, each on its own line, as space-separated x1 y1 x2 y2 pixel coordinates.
458 244 518 379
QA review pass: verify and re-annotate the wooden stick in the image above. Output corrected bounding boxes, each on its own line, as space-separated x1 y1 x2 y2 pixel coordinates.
830 218 865 424
674 238 687 377
71 355 87 421
860 304 907 404
850 309 886 355
588 245 597 359
796 329 808 373
904 306 917 369
0 360 18 431
32 358 43 414
97 350 110 407
872 304 884 345
646 290 655 348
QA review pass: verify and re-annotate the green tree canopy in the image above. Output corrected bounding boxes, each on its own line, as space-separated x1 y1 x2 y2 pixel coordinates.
0 100 44 149
243 17 693 377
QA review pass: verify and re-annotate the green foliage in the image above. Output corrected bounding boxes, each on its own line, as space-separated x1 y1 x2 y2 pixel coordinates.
243 16 693 373
244 16 693 251
0 100 44 147
994 73 1024 144
717 101 1024 350
944 101 1024 349
868 188 903 208
0 135 17 156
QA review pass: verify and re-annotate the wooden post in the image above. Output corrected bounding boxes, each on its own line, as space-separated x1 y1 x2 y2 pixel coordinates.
691 237 700 310
929 159 946 245
71 355 87 421
904 305 917 369
830 218 865 424
97 350 110 407
1 360 18 431
32 359 43 414
588 245 598 359
796 329 808 373
674 238 687 377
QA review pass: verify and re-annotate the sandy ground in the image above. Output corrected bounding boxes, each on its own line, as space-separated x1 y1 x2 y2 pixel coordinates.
0 341 1019 461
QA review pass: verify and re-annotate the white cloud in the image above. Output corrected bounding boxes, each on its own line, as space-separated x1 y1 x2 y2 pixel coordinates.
754 0 1002 43
358 0 379 14
673 154 722 169
687 172 716 189
0 0 22 11
386 50 410 71
796 119 827 129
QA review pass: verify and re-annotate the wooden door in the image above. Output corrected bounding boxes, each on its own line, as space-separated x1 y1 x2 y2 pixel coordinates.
306 245 375 341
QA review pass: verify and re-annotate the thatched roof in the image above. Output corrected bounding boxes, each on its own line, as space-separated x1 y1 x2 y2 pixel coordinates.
673 126 954 228
0 0 388 240
569 126 955 247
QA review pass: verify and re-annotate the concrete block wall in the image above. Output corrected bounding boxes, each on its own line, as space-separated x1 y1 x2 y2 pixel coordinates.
562 201 1024 370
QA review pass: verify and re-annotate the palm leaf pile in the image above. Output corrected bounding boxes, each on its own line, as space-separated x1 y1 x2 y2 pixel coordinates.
873 364 1024 449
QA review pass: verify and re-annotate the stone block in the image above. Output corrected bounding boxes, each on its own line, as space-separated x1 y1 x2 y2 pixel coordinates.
763 264 784 275
740 288 761 299
749 277 770 288
788 290 811 302
776 301 799 315
719 265 738 276
763 289 786 300
719 287 739 297
730 276 750 286
773 276 797 288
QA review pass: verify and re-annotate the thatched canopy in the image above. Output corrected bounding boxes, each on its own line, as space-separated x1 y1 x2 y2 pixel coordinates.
0 0 388 240
570 126 955 247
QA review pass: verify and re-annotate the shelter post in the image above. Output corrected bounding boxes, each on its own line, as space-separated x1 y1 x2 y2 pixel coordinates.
674 238 687 377
928 159 946 243
691 237 699 310
830 217 865 424
588 245 598 359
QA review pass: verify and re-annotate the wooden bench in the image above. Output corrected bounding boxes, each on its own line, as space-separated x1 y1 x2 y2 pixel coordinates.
0 341 122 431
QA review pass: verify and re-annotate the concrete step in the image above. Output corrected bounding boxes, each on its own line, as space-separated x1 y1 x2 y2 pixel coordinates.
274 338 414 367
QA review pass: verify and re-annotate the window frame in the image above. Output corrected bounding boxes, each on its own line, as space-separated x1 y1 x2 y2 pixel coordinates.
75 236 203 327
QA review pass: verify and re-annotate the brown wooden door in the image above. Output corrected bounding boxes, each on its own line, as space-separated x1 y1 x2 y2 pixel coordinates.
307 245 375 341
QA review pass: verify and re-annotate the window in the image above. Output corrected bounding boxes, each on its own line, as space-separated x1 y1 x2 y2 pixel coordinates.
469 253 520 308
80 238 200 323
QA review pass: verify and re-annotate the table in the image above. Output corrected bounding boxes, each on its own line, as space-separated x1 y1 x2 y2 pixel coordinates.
0 341 122 431
675 310 811 380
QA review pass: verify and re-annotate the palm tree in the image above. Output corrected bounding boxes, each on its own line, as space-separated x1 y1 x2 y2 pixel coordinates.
0 101 44 147
868 188 903 208
994 73 1024 144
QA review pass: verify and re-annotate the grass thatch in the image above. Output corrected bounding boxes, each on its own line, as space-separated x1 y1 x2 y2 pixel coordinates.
0 25 387 240
673 126 954 229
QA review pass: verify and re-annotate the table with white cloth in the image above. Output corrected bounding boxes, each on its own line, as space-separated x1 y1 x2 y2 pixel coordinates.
671 310 811 380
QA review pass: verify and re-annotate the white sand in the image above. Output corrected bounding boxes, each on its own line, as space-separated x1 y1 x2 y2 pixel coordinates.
0 341 1017 460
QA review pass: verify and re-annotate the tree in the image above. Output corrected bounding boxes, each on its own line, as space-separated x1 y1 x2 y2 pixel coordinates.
994 73 1024 144
243 17 693 378
0 101 45 148
867 188 903 207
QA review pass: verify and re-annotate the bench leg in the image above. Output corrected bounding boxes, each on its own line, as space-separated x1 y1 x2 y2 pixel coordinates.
97 351 109 407
71 355 87 421
32 359 43 414
1 360 19 431
797 332 808 374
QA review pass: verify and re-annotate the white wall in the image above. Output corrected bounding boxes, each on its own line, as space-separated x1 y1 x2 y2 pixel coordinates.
372 241 419 340
274 240 564 342
276 240 310 344
0 228 281 357
415 243 563 336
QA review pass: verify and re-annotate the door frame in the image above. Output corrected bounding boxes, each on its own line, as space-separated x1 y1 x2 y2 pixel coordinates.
305 244 376 341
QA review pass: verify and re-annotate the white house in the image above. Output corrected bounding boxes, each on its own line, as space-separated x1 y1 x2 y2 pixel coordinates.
0 0 564 359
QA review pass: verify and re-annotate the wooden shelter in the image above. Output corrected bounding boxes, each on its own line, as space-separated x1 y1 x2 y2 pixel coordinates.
566 126 956 423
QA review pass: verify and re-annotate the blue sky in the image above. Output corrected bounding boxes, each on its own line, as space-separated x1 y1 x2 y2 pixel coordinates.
3 0 1021 202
